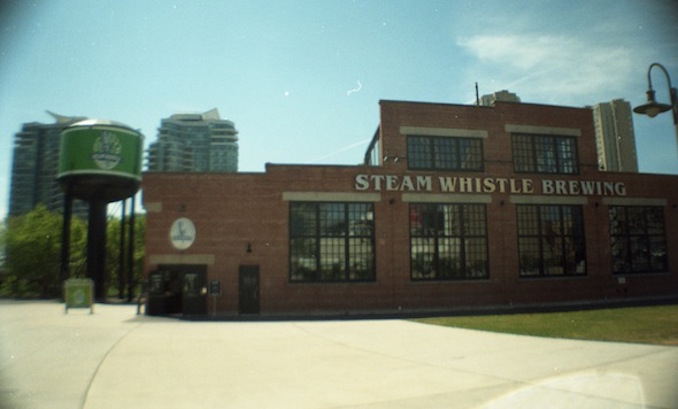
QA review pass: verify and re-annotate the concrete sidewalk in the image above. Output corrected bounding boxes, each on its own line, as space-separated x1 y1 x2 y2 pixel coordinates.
1 301 676 408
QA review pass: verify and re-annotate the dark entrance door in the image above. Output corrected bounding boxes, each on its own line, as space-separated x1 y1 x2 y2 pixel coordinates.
181 265 207 315
155 264 207 316
239 265 260 314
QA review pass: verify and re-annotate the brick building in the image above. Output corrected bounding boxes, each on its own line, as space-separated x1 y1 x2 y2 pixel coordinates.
142 100 678 316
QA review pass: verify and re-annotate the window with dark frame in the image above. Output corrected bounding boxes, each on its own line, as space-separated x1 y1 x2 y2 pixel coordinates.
407 135 483 171
517 205 586 277
512 133 579 174
608 206 667 274
289 202 375 282
409 203 488 280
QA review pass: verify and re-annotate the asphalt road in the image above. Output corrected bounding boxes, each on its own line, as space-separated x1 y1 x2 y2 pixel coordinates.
1 300 676 408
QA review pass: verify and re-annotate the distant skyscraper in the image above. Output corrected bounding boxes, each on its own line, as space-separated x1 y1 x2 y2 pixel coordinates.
480 90 521 106
592 99 638 172
9 111 89 217
146 108 238 173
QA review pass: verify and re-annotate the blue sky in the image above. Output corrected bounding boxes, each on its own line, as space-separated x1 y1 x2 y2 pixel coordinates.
1 0 677 219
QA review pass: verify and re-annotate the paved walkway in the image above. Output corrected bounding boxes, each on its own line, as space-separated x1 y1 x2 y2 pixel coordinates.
0 300 676 408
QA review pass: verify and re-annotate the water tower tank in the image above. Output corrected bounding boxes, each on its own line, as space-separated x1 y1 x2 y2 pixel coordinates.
57 119 143 202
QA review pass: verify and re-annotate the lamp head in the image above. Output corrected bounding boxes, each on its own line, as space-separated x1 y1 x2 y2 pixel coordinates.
633 89 672 118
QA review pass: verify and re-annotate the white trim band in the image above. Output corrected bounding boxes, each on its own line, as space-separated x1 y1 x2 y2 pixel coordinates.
510 195 588 205
402 193 492 204
400 126 488 139
603 197 668 207
149 254 215 265
505 124 581 137
282 192 381 202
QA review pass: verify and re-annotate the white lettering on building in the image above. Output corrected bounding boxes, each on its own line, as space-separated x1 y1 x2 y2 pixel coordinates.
541 180 626 196
355 174 626 197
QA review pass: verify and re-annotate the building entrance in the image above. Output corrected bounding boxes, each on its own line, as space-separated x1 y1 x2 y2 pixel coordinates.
147 264 207 316
239 265 260 314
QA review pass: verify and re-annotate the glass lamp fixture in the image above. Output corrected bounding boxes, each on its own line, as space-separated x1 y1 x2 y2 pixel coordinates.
633 62 677 122
633 89 672 118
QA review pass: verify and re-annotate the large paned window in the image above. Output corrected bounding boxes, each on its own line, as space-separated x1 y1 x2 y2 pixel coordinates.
290 202 375 282
410 203 488 280
608 206 667 274
512 134 578 174
517 205 586 277
407 135 483 171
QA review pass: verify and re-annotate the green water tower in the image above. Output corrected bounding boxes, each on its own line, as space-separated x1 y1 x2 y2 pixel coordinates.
58 119 143 301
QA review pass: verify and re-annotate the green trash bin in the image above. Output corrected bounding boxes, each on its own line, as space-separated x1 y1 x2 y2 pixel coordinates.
64 278 94 314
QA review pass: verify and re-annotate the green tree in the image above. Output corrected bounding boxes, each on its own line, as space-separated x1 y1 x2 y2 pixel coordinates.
2 204 144 300
68 215 89 279
0 221 7 289
3 205 87 298
106 214 145 299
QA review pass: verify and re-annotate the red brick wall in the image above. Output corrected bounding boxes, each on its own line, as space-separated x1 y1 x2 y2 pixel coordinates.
143 100 678 315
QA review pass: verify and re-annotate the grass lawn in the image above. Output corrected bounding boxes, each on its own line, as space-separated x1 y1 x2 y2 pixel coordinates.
414 304 678 346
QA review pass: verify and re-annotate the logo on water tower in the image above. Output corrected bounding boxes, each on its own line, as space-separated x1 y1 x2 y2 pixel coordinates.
92 131 122 170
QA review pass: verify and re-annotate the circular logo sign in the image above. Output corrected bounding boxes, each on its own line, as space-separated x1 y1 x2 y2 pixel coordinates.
170 218 196 250
73 288 85 305
92 131 122 170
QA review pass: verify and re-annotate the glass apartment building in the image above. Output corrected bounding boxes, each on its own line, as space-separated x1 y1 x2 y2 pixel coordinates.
146 108 238 173
9 111 89 218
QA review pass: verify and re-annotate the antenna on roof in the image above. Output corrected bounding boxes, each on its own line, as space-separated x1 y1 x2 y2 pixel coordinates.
475 82 480 106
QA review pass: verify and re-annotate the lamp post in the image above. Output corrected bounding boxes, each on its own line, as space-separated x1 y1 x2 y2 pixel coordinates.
633 62 678 154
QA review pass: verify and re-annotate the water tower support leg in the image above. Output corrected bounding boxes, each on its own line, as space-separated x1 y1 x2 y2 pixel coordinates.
87 200 108 301
60 184 73 292
127 194 136 302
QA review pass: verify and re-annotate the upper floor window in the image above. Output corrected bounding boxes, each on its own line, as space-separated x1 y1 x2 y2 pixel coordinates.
512 134 578 174
407 135 483 171
609 206 667 274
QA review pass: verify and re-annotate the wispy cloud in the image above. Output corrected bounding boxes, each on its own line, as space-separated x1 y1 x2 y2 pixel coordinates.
305 137 372 164
457 34 634 103
457 35 567 70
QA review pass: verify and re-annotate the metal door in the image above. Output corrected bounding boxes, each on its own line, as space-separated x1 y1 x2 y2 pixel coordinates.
239 265 260 314
181 265 207 315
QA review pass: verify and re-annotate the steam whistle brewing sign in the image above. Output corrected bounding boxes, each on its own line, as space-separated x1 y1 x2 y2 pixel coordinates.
354 174 627 197
170 218 196 250
64 278 94 314
92 131 122 170
58 124 142 180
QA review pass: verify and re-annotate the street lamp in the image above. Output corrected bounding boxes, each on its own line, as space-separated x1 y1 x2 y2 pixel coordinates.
633 62 678 151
